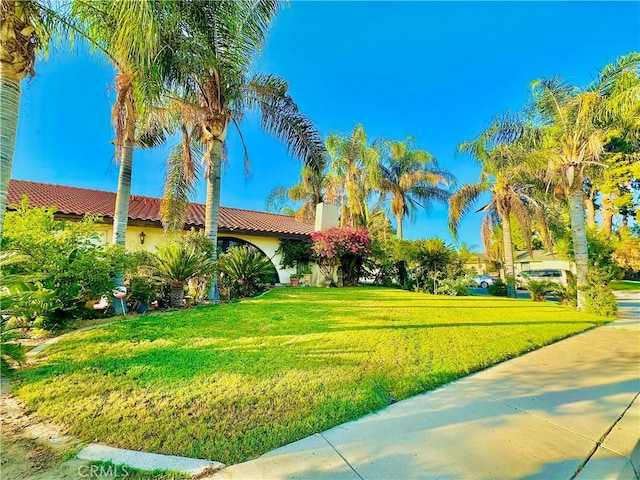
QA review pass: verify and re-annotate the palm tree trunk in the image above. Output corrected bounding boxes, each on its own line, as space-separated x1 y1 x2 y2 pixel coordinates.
0 76 21 240
396 213 403 241
205 138 224 302
170 284 184 308
601 193 613 238
111 139 134 287
568 187 588 311
501 214 516 298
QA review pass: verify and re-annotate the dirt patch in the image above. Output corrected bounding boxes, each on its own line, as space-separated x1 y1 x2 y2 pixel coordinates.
0 378 89 479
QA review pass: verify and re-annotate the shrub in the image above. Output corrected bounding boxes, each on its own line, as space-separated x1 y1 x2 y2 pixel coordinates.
436 276 471 296
487 279 508 297
584 267 618 317
525 280 556 302
276 239 314 269
312 227 371 286
3 199 124 328
217 246 276 299
410 239 464 293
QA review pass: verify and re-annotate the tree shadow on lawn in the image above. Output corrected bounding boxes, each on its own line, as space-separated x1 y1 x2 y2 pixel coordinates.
326 320 602 333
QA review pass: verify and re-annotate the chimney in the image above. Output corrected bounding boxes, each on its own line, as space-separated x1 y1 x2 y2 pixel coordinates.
314 202 339 231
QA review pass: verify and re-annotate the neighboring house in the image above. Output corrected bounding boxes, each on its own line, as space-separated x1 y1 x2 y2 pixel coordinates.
513 250 576 275
6 179 316 284
464 253 501 276
466 250 575 278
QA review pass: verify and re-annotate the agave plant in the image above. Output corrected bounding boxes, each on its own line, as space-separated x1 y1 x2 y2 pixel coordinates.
150 244 213 308
216 246 275 299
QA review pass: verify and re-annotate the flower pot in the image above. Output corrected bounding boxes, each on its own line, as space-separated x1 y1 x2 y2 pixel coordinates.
290 277 300 287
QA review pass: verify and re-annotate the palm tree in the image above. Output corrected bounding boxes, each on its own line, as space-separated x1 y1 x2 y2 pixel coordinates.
153 1 324 301
72 1 159 258
265 156 331 221
450 121 550 294
531 58 638 310
377 138 454 240
585 53 640 237
325 124 380 227
0 1 55 240
149 243 213 308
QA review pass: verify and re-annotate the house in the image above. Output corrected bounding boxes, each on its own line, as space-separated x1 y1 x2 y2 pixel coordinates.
6 179 320 284
513 250 575 275
465 249 575 278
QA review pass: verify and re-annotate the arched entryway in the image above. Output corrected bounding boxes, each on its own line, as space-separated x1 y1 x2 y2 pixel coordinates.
217 236 280 283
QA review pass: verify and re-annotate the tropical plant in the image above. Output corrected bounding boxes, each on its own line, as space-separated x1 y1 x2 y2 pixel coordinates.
216 245 275 299
325 124 381 227
449 116 550 297
3 198 124 325
149 1 325 303
0 0 56 240
529 54 639 310
266 155 331 221
524 279 556 302
0 316 24 376
0 250 42 374
377 138 454 240
72 1 160 260
149 243 213 308
409 238 461 293
582 54 640 237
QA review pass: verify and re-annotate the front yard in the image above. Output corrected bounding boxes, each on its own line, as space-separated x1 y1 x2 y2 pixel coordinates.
15 287 606 465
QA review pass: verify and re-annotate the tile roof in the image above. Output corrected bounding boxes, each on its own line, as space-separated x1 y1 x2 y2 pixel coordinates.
7 179 314 237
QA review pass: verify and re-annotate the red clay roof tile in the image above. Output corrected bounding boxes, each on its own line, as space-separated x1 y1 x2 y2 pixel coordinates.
7 179 314 237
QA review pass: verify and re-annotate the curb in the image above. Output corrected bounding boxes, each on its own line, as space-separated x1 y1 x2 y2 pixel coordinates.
78 444 225 476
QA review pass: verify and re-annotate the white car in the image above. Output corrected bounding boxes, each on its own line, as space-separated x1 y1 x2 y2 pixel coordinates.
516 269 572 289
471 274 496 288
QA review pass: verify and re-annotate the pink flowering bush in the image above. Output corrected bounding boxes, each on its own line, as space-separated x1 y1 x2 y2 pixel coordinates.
312 227 371 286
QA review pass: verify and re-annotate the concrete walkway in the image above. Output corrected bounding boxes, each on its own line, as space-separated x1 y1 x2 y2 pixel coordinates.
211 294 640 480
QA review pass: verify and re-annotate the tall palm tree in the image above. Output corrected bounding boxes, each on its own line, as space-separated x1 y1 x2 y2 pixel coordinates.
531 57 638 310
266 156 332 221
154 1 324 301
450 121 550 293
377 138 454 240
72 0 159 258
585 53 640 237
325 124 380 227
0 0 54 240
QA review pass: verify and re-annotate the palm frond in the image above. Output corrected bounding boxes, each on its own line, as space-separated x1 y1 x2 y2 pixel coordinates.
448 183 488 238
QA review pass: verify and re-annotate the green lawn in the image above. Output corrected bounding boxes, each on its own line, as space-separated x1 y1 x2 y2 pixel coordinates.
610 280 640 292
16 287 606 464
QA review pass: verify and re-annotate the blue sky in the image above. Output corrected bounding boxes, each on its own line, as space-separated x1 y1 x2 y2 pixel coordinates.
12 1 640 250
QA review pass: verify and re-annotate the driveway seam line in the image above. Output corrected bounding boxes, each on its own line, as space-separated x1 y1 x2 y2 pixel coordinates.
570 390 640 480
320 432 364 480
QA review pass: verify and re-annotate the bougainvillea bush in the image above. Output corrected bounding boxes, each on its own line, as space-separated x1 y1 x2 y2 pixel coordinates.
312 227 371 286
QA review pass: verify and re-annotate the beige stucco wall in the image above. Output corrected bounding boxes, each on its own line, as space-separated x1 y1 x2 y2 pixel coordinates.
95 225 299 284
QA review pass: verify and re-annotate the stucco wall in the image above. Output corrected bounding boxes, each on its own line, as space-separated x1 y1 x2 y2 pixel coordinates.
95 225 298 284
